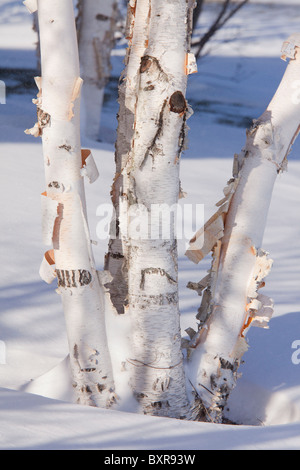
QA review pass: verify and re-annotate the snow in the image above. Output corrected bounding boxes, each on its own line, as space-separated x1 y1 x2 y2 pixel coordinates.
0 0 300 450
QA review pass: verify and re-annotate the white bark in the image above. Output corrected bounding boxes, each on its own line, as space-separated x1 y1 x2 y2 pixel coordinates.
186 37 300 423
77 0 118 140
119 0 196 418
25 0 115 408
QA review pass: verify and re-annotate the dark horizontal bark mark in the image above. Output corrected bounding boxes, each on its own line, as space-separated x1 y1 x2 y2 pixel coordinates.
56 269 92 288
96 14 109 21
48 181 61 189
58 144 72 152
129 292 178 306
140 268 176 290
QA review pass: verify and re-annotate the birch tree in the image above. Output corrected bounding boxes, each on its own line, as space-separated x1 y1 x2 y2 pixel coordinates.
106 0 197 418
77 0 118 140
185 34 300 423
24 0 115 408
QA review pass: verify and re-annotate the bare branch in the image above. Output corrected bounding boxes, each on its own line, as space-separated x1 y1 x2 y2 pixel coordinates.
192 0 249 59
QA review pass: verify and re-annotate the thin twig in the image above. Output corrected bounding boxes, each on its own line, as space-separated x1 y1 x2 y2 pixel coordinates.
189 379 215 423
192 0 249 59
127 358 183 370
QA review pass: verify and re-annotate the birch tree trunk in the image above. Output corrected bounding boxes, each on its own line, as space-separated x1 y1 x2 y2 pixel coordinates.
77 0 118 140
185 35 300 423
25 0 115 408
108 0 196 418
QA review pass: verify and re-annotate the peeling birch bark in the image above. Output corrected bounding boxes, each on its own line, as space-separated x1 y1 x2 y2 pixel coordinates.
117 0 196 419
186 36 300 423
77 0 118 140
25 0 115 408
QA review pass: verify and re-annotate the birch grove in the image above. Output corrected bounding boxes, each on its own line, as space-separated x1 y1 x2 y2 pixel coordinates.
22 0 299 425
24 0 115 408
77 0 118 140
185 35 300 423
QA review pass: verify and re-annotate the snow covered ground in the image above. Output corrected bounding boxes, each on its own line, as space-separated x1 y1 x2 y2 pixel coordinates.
0 0 300 450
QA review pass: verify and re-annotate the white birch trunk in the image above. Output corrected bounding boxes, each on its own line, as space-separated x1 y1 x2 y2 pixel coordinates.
185 36 300 423
77 0 118 140
25 0 115 408
120 0 196 418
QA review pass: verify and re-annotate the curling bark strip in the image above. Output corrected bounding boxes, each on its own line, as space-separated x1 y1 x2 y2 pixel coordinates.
186 35 300 423
25 0 115 408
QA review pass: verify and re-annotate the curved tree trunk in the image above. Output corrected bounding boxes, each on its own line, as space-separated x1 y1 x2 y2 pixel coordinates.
186 35 300 423
77 0 118 140
25 0 115 408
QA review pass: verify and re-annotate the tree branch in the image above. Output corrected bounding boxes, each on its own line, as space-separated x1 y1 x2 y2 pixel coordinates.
192 0 249 59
